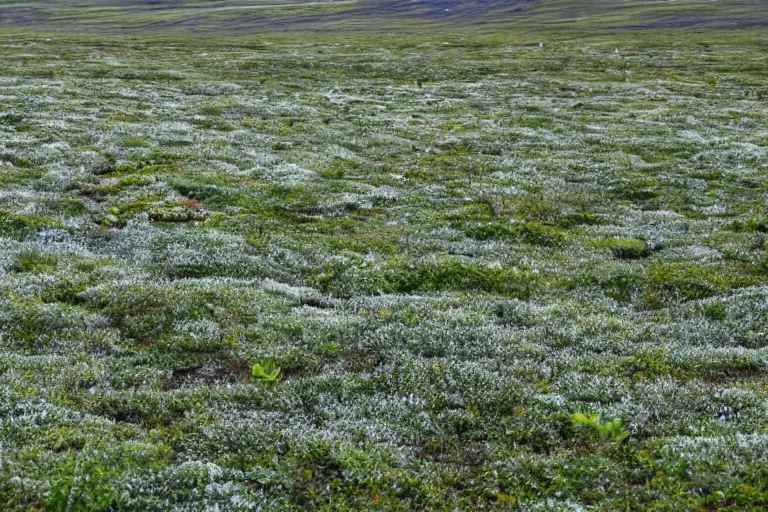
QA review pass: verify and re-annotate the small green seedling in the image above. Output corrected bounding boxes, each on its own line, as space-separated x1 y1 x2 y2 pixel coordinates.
572 412 629 444
252 361 281 383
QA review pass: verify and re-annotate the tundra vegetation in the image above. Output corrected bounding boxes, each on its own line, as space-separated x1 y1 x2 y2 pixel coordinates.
0 4 767 510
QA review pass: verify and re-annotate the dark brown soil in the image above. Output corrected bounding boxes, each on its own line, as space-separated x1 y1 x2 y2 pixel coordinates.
161 359 252 390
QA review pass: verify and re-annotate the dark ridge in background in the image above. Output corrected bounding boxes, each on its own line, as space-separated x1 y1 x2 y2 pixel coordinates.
1 1 767 36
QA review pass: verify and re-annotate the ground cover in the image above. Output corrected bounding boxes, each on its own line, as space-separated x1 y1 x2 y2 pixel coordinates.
0 10 767 511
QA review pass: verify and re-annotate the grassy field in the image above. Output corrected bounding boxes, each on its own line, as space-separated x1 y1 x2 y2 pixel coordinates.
1 1 768 510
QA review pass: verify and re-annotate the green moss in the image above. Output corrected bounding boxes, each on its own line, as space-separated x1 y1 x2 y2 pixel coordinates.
556 211 607 228
619 349 672 380
0 212 61 240
111 110 148 123
53 197 89 216
0 113 24 126
463 221 567 247
107 149 186 177
700 300 728 321
123 136 151 148
593 238 650 260
11 251 58 274
731 216 768 233
646 262 763 303
513 116 554 130
311 256 540 298
613 176 660 202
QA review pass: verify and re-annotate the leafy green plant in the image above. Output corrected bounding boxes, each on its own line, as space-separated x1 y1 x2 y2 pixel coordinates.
252 361 281 383
571 412 629 444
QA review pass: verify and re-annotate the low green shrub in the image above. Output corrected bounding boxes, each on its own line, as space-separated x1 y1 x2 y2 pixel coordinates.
571 413 629 444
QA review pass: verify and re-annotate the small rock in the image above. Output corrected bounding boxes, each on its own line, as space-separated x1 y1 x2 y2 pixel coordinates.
718 406 739 423
38 228 67 242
